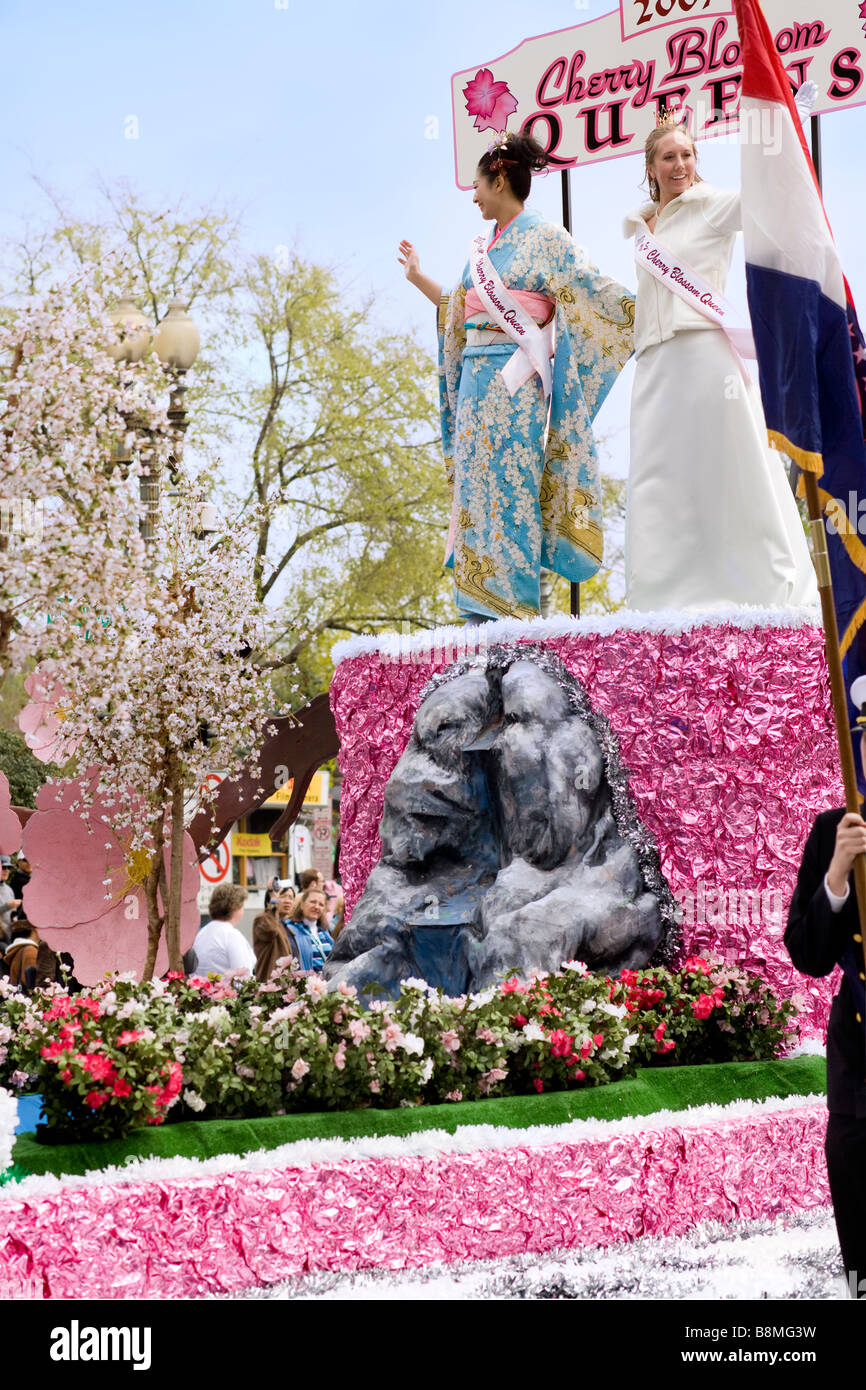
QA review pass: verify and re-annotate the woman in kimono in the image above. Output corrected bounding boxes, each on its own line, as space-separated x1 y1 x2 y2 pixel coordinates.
623 118 816 612
400 130 635 621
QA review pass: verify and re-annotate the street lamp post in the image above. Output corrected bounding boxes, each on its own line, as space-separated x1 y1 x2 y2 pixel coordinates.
106 296 200 543
153 300 201 484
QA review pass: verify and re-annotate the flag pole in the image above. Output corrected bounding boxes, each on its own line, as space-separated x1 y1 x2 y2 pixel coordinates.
802 473 866 952
561 167 580 619
802 112 866 967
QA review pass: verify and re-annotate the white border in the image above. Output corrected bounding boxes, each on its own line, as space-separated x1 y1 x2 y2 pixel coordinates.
331 605 821 665
0 1091 825 1202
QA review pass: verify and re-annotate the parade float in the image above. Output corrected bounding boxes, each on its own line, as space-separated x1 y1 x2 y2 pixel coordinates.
3 0 865 1298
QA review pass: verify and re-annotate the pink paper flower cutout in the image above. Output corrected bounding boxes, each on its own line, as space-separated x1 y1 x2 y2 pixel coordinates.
0 772 23 855
463 68 518 134
22 773 199 982
18 664 80 765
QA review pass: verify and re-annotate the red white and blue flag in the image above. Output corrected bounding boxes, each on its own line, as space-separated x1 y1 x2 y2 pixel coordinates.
734 0 866 744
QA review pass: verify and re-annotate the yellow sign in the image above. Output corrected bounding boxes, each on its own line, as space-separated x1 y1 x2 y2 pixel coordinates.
263 772 328 807
231 832 274 857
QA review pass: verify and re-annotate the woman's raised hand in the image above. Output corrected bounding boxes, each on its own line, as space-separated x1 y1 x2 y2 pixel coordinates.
398 239 420 281
399 239 443 307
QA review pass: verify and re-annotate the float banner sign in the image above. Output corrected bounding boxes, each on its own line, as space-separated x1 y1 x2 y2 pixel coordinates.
452 0 866 186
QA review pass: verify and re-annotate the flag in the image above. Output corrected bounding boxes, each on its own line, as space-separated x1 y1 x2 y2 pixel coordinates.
734 0 866 779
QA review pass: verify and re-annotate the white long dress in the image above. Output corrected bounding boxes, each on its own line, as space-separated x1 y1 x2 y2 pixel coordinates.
623 183 817 612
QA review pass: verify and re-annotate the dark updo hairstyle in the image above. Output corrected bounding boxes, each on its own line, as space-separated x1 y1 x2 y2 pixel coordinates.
476 128 549 202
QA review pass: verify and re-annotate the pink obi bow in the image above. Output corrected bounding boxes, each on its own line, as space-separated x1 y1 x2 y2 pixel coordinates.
464 287 555 325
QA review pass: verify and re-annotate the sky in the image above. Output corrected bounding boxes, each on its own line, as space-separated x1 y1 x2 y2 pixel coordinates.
1 0 865 480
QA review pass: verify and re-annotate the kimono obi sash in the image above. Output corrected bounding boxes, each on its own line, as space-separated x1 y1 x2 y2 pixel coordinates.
464 287 555 330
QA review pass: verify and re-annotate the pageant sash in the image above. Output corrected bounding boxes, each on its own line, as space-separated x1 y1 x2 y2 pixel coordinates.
634 227 756 361
469 234 554 398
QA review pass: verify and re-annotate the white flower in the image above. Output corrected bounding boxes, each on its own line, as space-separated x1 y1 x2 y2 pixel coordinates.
596 1001 628 1019
401 977 431 994
523 1022 546 1042
420 1057 434 1083
401 1032 425 1056
623 1033 639 1050
182 1088 206 1112
561 959 589 975
467 985 497 1011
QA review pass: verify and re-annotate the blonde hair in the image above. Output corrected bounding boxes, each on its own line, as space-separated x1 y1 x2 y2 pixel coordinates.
644 120 701 203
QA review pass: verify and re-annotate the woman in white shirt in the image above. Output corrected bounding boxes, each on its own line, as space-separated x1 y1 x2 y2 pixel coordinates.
192 883 256 977
623 119 816 612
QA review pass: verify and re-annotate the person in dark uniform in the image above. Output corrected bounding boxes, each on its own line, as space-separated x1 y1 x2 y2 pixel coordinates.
786 679 866 1298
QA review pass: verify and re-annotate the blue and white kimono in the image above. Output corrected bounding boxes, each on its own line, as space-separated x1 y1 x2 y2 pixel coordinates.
438 209 634 619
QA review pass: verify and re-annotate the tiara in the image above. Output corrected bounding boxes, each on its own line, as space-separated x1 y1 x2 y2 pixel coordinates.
656 107 688 129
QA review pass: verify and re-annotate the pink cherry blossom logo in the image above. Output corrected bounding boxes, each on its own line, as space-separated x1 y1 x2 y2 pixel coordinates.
463 68 518 134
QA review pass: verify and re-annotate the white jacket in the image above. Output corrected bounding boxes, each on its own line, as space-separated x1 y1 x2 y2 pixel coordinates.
623 182 741 357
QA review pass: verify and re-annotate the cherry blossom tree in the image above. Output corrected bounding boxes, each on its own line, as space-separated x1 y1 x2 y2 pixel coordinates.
0 270 174 689
29 487 286 977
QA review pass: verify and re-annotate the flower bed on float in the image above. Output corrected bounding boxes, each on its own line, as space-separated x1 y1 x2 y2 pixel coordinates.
0 955 798 1143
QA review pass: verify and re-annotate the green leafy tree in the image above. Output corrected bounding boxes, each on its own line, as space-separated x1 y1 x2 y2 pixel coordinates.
0 728 59 808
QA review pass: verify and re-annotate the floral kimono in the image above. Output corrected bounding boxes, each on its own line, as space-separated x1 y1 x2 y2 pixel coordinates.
438 208 634 619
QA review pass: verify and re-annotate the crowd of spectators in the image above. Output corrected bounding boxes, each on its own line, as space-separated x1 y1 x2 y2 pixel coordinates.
188 868 343 982
1 847 344 991
0 852 80 994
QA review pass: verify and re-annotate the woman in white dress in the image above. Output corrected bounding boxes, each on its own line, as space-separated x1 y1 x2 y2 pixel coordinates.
623 119 817 612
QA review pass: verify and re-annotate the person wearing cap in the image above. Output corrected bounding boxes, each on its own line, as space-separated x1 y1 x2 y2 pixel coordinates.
786 676 866 1298
0 857 22 944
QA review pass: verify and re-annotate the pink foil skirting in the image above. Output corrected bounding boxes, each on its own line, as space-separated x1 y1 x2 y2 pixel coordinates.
0 1105 829 1298
331 625 841 1034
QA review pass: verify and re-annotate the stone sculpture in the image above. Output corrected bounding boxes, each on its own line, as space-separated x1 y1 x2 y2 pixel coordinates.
325 646 673 997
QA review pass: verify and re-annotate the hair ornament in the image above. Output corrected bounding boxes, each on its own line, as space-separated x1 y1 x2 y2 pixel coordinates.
655 107 688 130
486 129 511 153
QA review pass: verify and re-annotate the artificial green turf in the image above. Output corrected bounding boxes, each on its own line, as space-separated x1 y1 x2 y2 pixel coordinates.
7 1054 826 1181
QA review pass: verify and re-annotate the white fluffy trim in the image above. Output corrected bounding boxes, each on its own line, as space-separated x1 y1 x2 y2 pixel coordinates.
0 1090 825 1201
0 1088 17 1176
331 604 821 665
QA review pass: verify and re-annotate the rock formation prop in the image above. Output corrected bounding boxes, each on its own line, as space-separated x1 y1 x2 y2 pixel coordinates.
325 644 677 996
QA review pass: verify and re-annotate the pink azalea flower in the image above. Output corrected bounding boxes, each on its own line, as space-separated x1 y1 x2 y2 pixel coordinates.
691 993 716 1020
112 1076 132 1098
439 1029 460 1053
477 1066 508 1095
548 1029 574 1059
85 1089 108 1108
444 1089 463 1103
117 1029 144 1045
463 67 519 134
82 1053 116 1081
22 772 199 982
383 1021 404 1052
348 1019 371 1045
291 1057 310 1080
333 1044 346 1071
